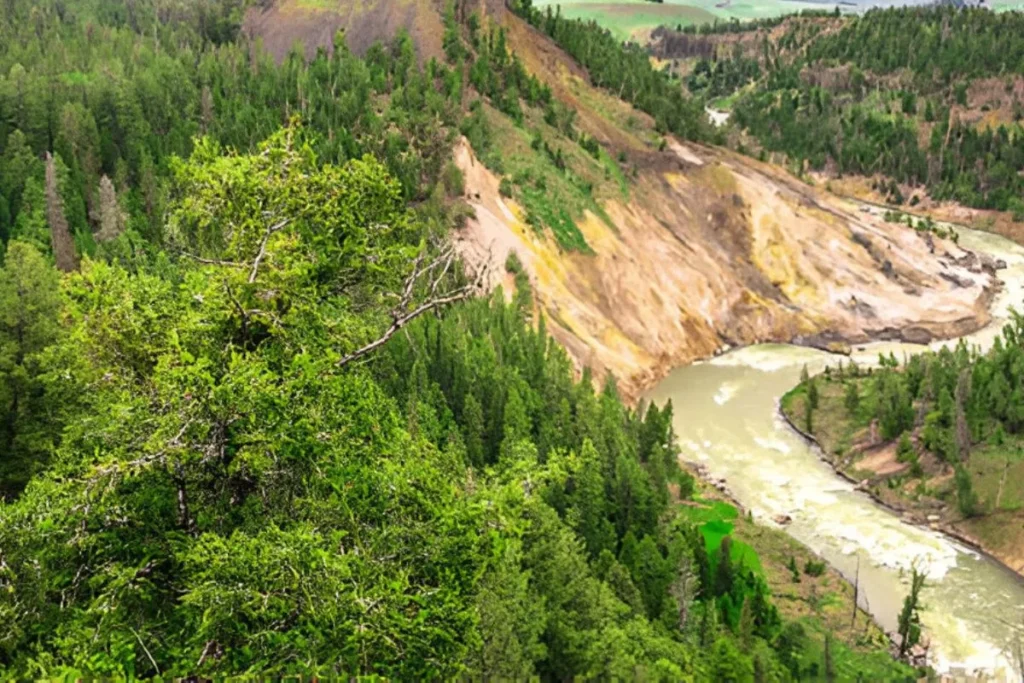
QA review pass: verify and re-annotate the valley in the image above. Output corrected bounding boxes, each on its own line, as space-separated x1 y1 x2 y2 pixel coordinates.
652 220 1024 680
0 0 1022 679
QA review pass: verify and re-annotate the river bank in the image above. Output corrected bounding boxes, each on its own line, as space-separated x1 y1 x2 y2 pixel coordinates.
674 463 921 674
777 396 1024 584
779 377 1024 585
648 341 1024 679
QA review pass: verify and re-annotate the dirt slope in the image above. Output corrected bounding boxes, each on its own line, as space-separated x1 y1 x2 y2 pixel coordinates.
242 0 443 62
455 136 995 400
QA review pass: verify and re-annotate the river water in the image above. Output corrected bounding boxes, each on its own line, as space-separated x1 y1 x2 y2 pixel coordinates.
647 225 1024 679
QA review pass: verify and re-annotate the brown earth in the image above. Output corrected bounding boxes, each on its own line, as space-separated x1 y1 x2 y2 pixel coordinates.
450 5 998 403
855 444 907 478
818 174 1024 246
242 0 444 62
456 131 996 402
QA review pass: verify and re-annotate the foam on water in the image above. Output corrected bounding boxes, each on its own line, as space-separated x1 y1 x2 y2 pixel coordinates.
713 381 738 405
752 435 791 455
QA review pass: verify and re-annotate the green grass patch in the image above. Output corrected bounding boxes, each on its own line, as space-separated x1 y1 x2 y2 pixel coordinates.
797 616 918 681
484 103 633 253
546 3 717 41
678 500 762 576
966 442 1024 512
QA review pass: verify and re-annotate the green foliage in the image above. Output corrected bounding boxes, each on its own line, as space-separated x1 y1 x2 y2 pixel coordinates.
807 378 820 410
499 176 514 198
0 2 919 678
0 0 466 254
0 241 64 498
803 558 827 577
955 465 978 517
831 320 1024 512
896 566 926 658
844 381 861 415
721 7 1024 213
510 0 712 143
896 433 915 463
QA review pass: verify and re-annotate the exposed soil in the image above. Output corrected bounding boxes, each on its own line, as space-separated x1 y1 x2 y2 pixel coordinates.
242 0 444 63
856 444 907 477
817 174 1024 247
457 127 997 404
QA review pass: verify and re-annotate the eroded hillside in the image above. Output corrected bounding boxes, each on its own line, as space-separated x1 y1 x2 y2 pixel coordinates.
456 134 995 399
245 0 999 401
456 3 998 399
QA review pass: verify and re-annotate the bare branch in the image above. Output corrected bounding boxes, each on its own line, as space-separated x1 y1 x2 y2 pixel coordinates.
337 249 489 369
197 639 215 669
130 627 161 676
248 218 290 284
336 288 474 367
396 250 427 314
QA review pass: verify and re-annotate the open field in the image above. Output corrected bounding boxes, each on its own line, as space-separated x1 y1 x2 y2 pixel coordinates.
536 0 1024 43
555 3 717 41
534 0 831 41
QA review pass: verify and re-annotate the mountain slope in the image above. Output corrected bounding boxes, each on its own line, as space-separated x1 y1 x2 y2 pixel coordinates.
243 0 998 400
452 4 995 399
242 0 445 61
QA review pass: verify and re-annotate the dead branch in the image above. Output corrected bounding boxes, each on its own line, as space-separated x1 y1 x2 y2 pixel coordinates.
337 247 488 368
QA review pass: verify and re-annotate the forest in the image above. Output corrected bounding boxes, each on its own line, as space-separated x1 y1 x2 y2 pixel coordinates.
0 0 922 678
785 315 1024 583
675 7 1024 214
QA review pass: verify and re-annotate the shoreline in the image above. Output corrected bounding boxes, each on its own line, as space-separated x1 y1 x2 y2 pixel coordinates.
677 459 903 662
622 239 1001 406
776 402 1024 585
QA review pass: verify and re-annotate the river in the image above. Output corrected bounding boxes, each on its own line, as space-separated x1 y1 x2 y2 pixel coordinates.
647 224 1024 679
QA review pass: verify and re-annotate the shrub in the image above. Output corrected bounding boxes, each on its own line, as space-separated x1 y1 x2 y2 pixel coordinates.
505 251 523 274
498 177 514 198
803 559 826 577
442 162 465 197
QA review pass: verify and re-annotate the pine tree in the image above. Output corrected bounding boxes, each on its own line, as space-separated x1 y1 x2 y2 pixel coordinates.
954 369 972 462
955 465 978 517
807 378 820 410
0 240 62 496
897 566 926 658
43 153 77 272
844 381 860 414
462 393 485 467
669 553 697 631
738 596 755 649
571 439 615 558
91 175 126 242
715 537 735 597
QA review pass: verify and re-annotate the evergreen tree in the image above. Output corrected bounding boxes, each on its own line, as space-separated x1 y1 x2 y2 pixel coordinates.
570 439 615 558
43 153 77 272
897 566 926 658
844 381 860 415
715 537 736 597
